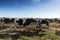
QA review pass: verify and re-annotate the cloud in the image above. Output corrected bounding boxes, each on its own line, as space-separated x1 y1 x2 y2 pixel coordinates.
32 0 41 4
32 0 50 4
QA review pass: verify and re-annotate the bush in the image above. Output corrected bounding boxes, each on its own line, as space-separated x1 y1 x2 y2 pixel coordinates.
49 22 57 27
27 22 38 28
41 24 48 29
39 29 58 40
17 36 30 40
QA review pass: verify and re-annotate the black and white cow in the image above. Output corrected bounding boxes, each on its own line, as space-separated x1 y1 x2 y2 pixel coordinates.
39 19 49 26
23 18 37 26
3 18 10 23
16 19 23 25
9 18 15 23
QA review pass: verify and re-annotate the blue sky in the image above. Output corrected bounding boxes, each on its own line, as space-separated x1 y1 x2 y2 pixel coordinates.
0 0 60 18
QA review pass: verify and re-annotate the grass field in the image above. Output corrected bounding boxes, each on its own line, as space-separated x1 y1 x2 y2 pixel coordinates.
0 22 60 40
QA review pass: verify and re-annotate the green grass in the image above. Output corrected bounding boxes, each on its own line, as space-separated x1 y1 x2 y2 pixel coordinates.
0 29 58 40
0 22 60 40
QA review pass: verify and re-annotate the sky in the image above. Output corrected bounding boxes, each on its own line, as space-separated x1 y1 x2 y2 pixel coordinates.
0 0 60 18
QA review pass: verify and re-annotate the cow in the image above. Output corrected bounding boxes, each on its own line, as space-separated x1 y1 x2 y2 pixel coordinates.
54 18 60 23
48 19 54 23
3 18 10 23
0 18 3 22
9 18 15 23
40 19 49 26
16 19 23 25
23 18 37 26
36 19 49 32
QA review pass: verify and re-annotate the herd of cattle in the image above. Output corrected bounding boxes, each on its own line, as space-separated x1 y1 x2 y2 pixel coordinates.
0 17 60 27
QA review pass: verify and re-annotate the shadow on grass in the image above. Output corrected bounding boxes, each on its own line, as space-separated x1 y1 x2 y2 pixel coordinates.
19 31 46 37
0 34 20 40
0 31 46 40
55 31 60 36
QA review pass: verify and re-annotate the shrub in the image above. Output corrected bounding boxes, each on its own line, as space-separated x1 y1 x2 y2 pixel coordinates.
41 24 48 29
28 22 38 28
17 36 29 40
49 22 57 27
